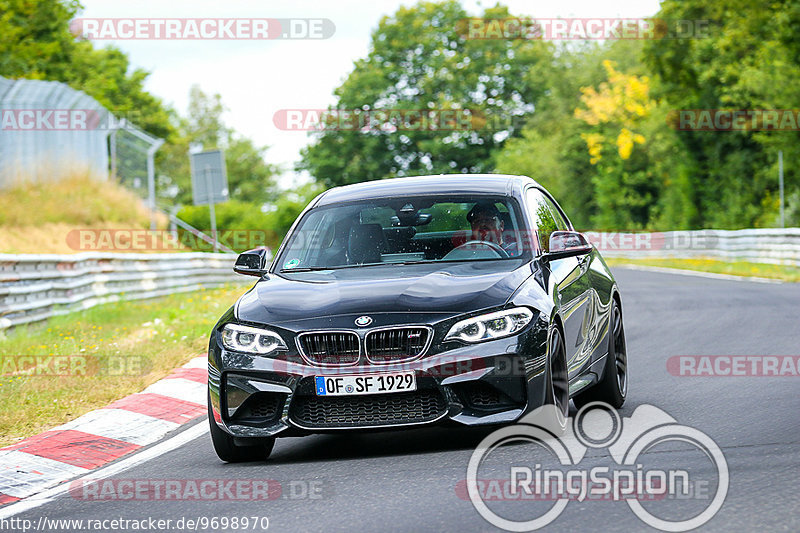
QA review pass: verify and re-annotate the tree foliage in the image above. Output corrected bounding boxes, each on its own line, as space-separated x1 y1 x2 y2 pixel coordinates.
640 0 800 228
299 0 553 187
159 86 278 205
3 0 799 231
301 0 800 230
1 0 278 209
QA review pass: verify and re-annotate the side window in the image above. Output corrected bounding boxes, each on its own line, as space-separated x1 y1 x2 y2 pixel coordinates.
526 189 559 253
542 194 570 231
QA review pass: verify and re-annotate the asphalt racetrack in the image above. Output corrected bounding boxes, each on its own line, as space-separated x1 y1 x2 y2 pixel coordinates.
8 268 800 532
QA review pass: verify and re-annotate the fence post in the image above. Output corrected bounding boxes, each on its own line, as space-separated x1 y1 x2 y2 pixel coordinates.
147 139 165 231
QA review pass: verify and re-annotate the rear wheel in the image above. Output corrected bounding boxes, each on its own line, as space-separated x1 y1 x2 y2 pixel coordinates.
208 394 275 462
574 298 627 409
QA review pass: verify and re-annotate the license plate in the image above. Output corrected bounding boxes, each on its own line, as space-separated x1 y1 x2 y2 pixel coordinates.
314 372 416 396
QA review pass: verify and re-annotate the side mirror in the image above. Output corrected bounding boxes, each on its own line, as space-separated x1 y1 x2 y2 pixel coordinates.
545 231 593 260
234 248 270 277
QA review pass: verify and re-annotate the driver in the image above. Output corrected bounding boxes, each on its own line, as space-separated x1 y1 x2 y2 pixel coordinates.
466 202 519 256
467 201 504 244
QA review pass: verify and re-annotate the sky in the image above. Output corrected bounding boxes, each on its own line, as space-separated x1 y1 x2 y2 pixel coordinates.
78 0 662 189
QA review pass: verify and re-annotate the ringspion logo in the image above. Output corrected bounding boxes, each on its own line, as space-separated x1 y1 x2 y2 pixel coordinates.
466 403 728 531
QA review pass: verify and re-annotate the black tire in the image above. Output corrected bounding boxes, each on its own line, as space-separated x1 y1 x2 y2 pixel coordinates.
208 395 275 462
539 325 569 434
574 298 627 409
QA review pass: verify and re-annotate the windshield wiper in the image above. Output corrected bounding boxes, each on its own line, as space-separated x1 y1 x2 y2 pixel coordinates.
281 262 420 272
386 260 432 266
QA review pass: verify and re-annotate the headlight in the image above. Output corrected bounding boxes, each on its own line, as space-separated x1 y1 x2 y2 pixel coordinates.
221 324 287 355
444 307 534 343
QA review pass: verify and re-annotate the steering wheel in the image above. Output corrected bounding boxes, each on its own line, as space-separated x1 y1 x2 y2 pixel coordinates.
448 239 509 259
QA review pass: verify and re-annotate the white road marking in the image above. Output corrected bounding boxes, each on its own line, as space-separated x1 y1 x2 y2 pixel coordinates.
182 356 208 369
0 451 90 499
0 421 209 519
613 264 784 284
54 409 180 446
141 377 206 404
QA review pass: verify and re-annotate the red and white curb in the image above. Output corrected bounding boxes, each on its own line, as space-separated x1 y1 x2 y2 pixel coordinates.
0 356 207 505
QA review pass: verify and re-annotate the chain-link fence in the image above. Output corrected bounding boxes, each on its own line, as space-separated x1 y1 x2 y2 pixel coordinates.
0 75 162 207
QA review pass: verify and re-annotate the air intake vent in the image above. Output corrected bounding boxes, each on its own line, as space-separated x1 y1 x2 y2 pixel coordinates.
298 331 360 365
290 390 446 428
229 392 284 425
365 327 430 362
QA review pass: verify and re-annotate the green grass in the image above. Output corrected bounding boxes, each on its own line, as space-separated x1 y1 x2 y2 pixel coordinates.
0 172 177 253
0 172 155 227
0 284 249 446
605 257 800 282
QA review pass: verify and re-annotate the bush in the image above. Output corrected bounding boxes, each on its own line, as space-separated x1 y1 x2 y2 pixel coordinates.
175 183 323 253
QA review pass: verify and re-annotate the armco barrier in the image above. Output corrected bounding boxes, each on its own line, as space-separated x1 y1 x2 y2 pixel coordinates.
586 228 800 267
1 229 796 329
0 252 253 330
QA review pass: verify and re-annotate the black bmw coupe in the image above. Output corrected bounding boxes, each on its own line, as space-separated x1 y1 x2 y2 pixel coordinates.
207 174 627 461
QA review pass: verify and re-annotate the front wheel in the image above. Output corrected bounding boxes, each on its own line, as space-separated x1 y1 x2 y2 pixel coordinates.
208 395 275 462
574 298 627 409
534 325 569 434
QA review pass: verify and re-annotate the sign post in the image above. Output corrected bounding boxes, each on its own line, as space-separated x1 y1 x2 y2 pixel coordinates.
190 150 229 252
778 150 784 228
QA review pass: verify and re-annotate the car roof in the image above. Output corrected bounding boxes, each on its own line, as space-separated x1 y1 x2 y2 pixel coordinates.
314 174 542 206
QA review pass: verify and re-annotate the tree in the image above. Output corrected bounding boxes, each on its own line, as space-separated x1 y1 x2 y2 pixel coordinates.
159 86 278 206
0 0 81 80
69 44 174 139
0 1 278 212
299 0 554 187
0 0 174 140
496 40 653 229
643 0 800 228
573 59 660 229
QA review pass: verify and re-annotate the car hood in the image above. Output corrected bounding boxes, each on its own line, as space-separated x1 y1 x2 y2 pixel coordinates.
236 260 532 325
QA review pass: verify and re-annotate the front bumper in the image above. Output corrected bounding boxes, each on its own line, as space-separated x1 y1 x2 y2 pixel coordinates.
208 318 550 439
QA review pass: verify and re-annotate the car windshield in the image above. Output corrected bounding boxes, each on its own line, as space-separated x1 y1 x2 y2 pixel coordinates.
275 195 531 271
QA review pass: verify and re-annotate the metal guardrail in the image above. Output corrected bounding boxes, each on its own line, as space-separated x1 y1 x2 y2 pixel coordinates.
588 228 800 267
1 227 796 330
165 211 236 254
0 252 252 330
